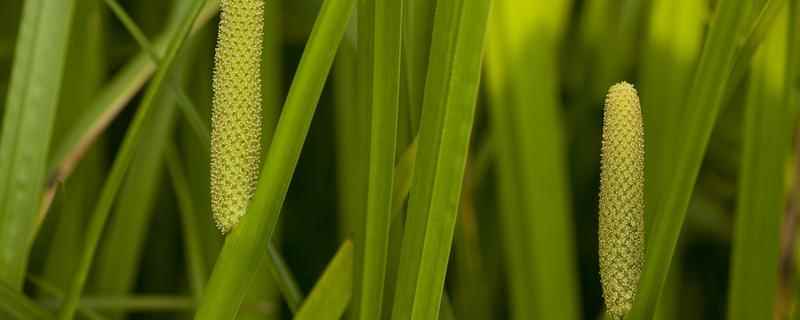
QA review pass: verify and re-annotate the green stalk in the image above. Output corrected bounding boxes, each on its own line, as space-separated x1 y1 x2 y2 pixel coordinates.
390 0 490 318
638 0 705 236
194 0 354 316
728 7 790 320
41 0 107 292
485 0 579 318
381 139 458 320
352 0 373 316
355 0 403 318
0 0 77 290
239 1 286 318
332 12 364 240
484 32 530 318
402 0 435 133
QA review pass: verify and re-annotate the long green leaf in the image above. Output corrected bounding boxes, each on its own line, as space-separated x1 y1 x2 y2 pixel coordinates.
639 0 706 236
390 0 489 318
194 0 354 317
40 0 107 292
293 241 353 320
55 0 209 318
402 0 435 133
352 1 374 316
332 10 365 239
628 0 760 318
0 0 77 290
90 74 177 319
354 0 403 318
484 28 530 318
484 0 579 319
728 7 790 320
381 139 458 320
239 1 286 318
351 4 376 317
637 3 705 316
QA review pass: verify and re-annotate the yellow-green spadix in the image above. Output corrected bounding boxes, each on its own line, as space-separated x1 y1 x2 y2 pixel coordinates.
210 0 264 234
598 81 645 319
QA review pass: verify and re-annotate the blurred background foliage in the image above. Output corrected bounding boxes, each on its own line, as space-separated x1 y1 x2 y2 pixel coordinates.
0 0 797 319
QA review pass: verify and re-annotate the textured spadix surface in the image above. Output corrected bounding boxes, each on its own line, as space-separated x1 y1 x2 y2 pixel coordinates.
211 0 263 233
598 81 645 319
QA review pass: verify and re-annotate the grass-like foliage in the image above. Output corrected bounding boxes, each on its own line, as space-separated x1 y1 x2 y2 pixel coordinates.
0 0 797 319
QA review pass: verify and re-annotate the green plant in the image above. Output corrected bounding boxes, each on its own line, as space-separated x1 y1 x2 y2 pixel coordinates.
0 0 77 291
485 1 579 318
389 0 489 318
353 0 402 318
194 0 354 317
728 6 792 320
0 0 796 319
56 1 211 318
628 1 780 318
